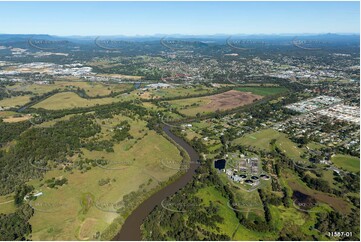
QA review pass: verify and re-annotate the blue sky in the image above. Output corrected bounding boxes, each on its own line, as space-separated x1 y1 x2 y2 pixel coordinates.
0 2 359 36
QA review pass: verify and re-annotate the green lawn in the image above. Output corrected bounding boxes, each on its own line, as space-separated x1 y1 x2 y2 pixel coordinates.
233 129 307 162
331 154 360 173
235 87 288 96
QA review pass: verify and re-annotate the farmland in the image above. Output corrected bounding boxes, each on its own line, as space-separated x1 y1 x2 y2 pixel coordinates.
165 90 262 116
235 86 288 96
24 114 183 240
6 81 133 97
0 30 359 242
233 128 307 162
0 194 15 214
138 85 216 100
0 111 19 118
33 92 119 110
3 114 32 123
0 95 31 108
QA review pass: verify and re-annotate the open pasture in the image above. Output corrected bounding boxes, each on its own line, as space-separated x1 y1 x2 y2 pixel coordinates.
138 85 215 100
233 128 307 162
27 114 183 240
32 92 118 110
235 86 288 96
3 114 32 123
331 154 359 173
0 95 32 108
7 81 133 97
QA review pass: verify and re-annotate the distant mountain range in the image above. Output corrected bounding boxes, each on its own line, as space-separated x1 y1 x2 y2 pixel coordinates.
0 33 359 40
0 33 358 48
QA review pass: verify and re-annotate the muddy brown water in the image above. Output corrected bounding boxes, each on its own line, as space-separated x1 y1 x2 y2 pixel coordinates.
113 125 200 241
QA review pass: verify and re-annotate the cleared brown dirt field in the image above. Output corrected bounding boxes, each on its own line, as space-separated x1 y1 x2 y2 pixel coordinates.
3 114 32 123
204 90 262 110
169 90 263 116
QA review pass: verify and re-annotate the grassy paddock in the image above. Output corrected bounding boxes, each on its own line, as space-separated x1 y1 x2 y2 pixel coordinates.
235 87 288 96
233 129 307 162
0 95 32 108
0 111 18 118
7 81 133 97
138 85 215 100
0 194 16 214
27 115 183 240
331 154 359 173
32 92 118 110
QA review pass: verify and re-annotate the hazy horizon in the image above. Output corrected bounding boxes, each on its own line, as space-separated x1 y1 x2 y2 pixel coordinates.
0 33 359 38
0 2 359 36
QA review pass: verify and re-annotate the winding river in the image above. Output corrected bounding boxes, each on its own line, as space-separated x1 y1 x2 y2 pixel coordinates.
113 125 200 241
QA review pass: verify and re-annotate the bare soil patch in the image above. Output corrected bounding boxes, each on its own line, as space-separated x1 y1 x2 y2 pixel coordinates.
204 90 262 110
3 114 32 123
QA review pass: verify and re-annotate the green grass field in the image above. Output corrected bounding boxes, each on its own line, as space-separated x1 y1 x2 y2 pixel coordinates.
307 142 326 150
26 114 183 240
331 154 360 173
233 129 307 162
165 96 210 116
0 194 16 214
0 111 18 118
233 129 279 151
7 81 133 97
196 186 274 240
267 204 328 240
0 95 32 108
234 87 288 96
138 85 215 100
33 92 119 110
